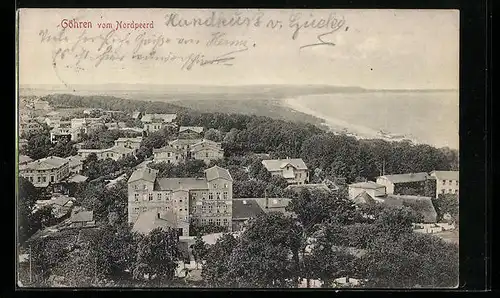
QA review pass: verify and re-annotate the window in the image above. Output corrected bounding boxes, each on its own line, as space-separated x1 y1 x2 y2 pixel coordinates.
142 207 147 212
216 219 221 226
441 189 445 194
157 193 162 200
208 219 213 224
216 192 221 200
449 180 452 185
50 176 54 182
180 199 182 203
206 152 209 157
223 218 228 223
148 194 153 201
213 184 217 189
167 152 171 157
134 194 139 201
135 207 140 212
143 185 146 190
454 189 457 194
201 219 206 224
223 192 228 200
448 189 452 193
224 184 228 188
42 177 46 182
134 185 138 190
456 181 459 186
37 177 41 183
185 208 188 211
167 160 171 164
209 193 213 200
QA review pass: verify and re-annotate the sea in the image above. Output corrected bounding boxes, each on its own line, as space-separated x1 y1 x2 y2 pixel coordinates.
284 91 459 150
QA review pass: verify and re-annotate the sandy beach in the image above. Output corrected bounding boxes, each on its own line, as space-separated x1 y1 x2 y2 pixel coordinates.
283 96 419 144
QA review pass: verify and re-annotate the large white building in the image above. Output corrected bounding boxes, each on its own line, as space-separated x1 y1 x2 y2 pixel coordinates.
190 139 224 164
127 165 233 236
141 114 178 134
348 181 387 201
19 156 71 188
429 171 459 197
78 146 136 161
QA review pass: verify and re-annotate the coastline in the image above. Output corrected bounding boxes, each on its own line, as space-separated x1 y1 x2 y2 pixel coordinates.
282 96 421 145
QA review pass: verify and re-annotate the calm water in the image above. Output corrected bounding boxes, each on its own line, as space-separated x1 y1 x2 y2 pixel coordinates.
286 91 459 149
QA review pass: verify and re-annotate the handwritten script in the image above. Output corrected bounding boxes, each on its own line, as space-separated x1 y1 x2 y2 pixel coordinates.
38 10 348 76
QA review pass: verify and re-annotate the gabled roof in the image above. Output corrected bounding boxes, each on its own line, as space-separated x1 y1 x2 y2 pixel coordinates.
348 181 386 190
352 191 376 205
232 199 265 220
132 209 178 235
205 166 232 182
378 172 429 184
262 158 308 171
156 178 208 191
132 112 142 118
128 167 158 183
381 195 438 223
21 156 69 171
430 171 459 181
179 126 204 134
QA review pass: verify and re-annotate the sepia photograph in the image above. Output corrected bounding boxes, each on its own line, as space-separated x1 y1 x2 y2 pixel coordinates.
16 8 459 288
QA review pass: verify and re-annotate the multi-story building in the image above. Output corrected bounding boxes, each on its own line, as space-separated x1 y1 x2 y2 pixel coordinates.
127 165 233 236
19 156 71 188
78 145 136 161
114 137 143 150
50 126 83 143
190 139 224 164
168 138 202 159
429 170 459 197
141 113 178 134
153 146 184 165
178 126 204 139
19 155 33 165
261 158 309 185
376 172 429 195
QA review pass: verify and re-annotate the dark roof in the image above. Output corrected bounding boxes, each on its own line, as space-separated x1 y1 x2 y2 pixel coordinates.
205 166 232 182
232 199 265 220
382 195 438 223
378 172 429 184
353 191 377 205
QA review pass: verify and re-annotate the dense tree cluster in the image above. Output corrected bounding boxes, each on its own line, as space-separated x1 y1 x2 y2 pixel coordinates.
201 189 459 288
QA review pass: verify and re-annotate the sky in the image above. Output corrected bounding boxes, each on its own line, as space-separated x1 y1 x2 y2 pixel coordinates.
18 9 459 89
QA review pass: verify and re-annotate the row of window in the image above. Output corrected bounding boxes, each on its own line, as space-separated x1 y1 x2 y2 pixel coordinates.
442 180 459 186
134 193 189 202
441 189 459 194
133 206 188 212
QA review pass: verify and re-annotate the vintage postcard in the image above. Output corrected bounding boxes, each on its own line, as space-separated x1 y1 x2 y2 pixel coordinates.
16 8 459 288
